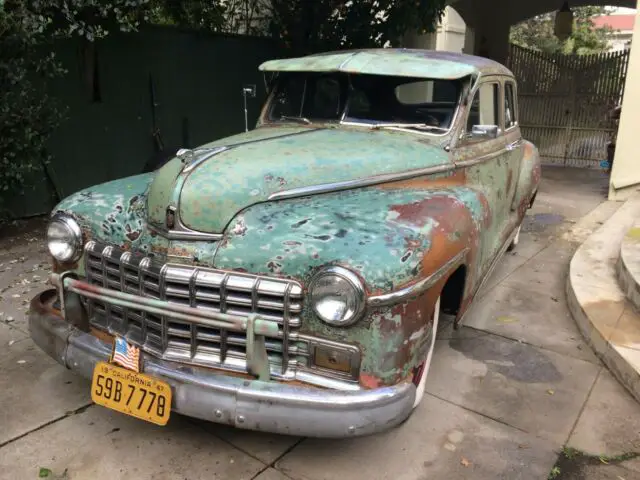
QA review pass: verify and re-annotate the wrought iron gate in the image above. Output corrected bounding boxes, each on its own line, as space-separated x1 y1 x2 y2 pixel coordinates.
507 44 629 169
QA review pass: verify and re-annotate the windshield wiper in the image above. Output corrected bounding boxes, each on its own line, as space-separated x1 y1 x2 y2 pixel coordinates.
370 123 448 133
280 116 312 125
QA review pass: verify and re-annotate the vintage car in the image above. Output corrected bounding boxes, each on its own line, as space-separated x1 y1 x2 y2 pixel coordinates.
30 49 540 438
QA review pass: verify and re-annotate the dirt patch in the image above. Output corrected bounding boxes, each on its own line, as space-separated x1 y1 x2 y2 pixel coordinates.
0 216 47 261
549 448 640 479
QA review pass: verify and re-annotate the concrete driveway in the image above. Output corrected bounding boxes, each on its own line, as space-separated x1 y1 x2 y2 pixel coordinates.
1 167 639 480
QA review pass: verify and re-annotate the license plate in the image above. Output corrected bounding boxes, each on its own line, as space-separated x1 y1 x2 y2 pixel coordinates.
91 361 172 426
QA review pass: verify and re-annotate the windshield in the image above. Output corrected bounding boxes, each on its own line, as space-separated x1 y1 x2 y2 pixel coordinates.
266 72 463 132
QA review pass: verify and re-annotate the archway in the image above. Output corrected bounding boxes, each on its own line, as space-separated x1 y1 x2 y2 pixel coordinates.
449 0 636 63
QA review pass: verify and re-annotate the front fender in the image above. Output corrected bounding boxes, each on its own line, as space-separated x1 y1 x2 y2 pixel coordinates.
214 182 485 386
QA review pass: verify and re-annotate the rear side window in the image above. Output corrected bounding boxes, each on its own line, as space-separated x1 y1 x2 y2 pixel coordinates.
504 82 518 129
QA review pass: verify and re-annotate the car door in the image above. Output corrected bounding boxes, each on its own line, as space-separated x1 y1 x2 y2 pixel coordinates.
452 77 512 276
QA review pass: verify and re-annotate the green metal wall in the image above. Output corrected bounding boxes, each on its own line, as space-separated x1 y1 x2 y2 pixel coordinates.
9 26 282 218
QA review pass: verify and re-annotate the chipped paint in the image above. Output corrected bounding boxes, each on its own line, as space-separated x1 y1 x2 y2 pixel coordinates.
46 54 540 390
159 127 452 234
260 49 513 79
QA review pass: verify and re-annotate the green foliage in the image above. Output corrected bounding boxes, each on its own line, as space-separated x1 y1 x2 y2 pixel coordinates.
510 7 617 55
0 0 447 219
147 0 448 51
0 0 153 218
0 1 65 217
548 466 561 479
266 0 447 54
32 0 153 41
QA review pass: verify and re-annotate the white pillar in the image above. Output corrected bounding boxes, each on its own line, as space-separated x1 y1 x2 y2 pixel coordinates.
436 7 467 53
609 7 640 200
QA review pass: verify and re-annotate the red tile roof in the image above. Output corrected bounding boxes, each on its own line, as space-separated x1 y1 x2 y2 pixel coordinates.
592 14 635 31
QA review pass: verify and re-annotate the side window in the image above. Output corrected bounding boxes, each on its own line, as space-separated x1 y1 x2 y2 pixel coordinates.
466 82 499 131
504 82 518 129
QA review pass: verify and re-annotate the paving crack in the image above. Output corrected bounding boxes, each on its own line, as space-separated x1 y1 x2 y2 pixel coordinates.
425 391 532 435
0 403 94 449
562 366 603 446
250 437 305 480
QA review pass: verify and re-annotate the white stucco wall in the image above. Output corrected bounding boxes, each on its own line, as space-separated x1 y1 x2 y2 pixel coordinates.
609 6 640 199
435 7 467 52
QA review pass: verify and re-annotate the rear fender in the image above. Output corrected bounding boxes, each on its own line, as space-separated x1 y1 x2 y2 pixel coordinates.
511 140 542 217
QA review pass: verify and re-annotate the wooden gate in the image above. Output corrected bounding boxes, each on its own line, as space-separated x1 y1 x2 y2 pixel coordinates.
507 44 629 169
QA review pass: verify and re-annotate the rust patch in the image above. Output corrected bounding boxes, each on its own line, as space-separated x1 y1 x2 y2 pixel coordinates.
360 373 383 389
377 169 465 191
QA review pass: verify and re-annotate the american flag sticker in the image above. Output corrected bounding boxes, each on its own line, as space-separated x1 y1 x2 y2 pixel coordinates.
111 337 141 373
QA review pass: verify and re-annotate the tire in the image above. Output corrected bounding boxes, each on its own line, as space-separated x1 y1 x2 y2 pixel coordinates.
507 224 521 252
412 296 441 409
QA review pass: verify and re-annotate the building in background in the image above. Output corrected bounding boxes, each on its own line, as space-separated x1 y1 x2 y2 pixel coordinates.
433 7 468 53
593 10 635 51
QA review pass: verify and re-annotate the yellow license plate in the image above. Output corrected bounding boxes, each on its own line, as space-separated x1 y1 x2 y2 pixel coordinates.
91 361 172 426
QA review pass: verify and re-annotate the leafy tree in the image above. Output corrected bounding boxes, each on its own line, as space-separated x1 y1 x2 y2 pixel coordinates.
510 6 617 55
0 0 447 218
0 0 153 218
148 0 448 50
0 2 65 217
265 0 447 54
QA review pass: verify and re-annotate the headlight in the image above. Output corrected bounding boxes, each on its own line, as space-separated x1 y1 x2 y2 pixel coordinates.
47 214 82 263
309 266 366 327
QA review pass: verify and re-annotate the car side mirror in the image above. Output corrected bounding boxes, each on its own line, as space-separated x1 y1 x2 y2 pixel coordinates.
242 84 257 132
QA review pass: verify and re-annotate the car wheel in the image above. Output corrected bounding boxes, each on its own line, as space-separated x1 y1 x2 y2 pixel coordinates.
507 224 522 252
412 296 441 409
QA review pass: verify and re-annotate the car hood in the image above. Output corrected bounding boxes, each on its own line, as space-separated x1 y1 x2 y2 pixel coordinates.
147 126 453 234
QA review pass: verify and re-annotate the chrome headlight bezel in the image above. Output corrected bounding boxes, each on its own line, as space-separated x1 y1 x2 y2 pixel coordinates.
308 266 367 327
47 213 83 263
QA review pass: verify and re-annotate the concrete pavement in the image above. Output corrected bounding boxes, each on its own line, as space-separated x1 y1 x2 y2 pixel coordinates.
1 167 639 480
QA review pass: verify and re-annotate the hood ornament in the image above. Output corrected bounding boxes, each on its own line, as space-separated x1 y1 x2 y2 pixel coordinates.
177 146 229 174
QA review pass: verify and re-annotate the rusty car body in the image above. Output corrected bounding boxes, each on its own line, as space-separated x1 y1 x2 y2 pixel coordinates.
29 49 541 437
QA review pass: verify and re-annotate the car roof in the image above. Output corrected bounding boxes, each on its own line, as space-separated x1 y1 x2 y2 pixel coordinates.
259 48 514 80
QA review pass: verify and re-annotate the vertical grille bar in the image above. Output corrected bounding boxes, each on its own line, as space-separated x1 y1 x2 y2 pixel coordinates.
101 245 114 327
119 251 131 332
282 284 292 374
188 268 199 360
219 273 229 363
159 264 168 352
251 278 261 311
138 257 151 342
85 242 95 319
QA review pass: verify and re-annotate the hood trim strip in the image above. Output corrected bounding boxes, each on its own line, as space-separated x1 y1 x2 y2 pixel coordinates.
267 163 455 201
153 128 326 241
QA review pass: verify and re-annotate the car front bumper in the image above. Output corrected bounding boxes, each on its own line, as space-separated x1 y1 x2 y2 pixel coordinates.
29 290 416 438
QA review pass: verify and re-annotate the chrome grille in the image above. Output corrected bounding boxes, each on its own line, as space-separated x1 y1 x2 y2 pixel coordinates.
83 241 307 377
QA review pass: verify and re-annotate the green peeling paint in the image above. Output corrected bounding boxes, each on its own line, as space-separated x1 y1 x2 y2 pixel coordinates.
47 52 541 388
260 49 513 79
173 127 451 233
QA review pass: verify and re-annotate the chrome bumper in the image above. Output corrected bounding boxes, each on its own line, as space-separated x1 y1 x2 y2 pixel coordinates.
29 290 416 438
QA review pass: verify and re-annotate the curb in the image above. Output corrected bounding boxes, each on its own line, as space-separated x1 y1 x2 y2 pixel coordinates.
566 193 640 404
